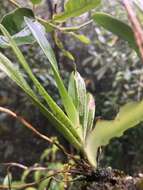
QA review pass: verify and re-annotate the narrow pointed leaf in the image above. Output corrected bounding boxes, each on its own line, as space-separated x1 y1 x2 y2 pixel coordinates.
54 0 101 22
0 52 81 150
68 71 79 108
0 24 81 141
25 19 58 70
74 71 86 121
84 93 95 138
68 71 86 130
85 102 143 167
92 12 138 52
25 18 81 133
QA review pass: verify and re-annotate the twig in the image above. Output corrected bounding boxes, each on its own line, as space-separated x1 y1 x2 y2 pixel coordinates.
0 163 51 172
48 19 93 32
52 175 83 183
123 0 143 62
0 163 28 170
9 0 93 32
9 0 20 7
0 107 69 157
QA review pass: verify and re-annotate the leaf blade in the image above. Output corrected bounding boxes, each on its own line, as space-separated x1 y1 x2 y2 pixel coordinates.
84 93 95 139
0 8 35 47
0 52 82 150
92 12 138 52
85 102 143 167
25 18 81 135
0 27 35 48
0 23 81 142
54 0 101 22
1 8 34 35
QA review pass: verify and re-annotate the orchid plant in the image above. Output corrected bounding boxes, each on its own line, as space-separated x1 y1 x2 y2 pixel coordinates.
0 0 143 168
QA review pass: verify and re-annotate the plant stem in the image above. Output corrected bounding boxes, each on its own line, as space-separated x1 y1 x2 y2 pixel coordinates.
49 19 93 32
123 0 143 62
9 0 20 7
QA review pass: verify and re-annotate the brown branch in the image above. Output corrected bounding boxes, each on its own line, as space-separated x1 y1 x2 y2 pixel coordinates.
0 107 69 157
123 0 143 62
1 163 28 170
0 163 51 172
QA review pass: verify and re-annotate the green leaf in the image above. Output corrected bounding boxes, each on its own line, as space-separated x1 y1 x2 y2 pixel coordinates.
21 170 31 182
85 102 143 167
1 8 34 35
92 12 138 53
68 71 86 130
30 0 42 5
63 50 75 61
0 52 82 150
54 0 101 22
34 171 41 182
0 23 82 143
0 8 35 47
25 18 58 69
69 32 91 44
84 93 95 138
68 71 79 108
25 18 81 135
0 27 35 48
74 71 86 122
38 179 50 190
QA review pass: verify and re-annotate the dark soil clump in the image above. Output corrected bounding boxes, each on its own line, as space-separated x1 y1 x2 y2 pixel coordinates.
70 168 143 190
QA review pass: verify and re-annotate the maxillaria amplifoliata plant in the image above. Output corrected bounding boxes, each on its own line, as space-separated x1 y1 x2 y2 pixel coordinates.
1 18 143 168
